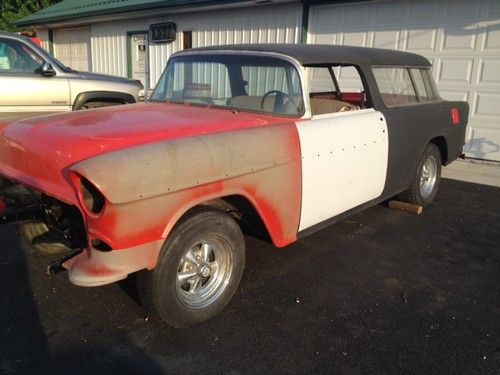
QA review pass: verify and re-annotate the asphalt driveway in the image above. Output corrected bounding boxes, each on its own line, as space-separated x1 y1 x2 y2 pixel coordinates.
1 178 499 374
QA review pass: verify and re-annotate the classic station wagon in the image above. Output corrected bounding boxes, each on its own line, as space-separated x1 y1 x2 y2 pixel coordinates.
0 45 468 327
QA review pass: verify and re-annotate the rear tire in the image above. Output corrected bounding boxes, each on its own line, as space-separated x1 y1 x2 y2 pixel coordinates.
398 143 442 207
137 208 245 328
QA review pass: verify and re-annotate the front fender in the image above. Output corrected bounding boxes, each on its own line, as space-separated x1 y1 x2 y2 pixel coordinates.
70 123 302 251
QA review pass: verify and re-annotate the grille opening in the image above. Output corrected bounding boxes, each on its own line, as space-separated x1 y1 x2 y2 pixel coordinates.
81 177 105 214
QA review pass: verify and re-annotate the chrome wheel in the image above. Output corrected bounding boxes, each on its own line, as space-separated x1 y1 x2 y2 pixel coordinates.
176 236 233 309
419 155 438 199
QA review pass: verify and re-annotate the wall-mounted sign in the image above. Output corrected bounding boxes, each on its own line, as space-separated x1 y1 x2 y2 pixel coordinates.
149 22 176 44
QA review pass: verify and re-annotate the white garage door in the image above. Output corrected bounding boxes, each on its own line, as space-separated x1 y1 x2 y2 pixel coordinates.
53 28 91 71
309 0 500 162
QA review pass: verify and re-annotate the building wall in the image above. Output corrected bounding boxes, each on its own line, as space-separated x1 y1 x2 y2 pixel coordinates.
88 3 302 86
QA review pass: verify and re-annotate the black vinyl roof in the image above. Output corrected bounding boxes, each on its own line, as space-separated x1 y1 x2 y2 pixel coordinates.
181 44 431 67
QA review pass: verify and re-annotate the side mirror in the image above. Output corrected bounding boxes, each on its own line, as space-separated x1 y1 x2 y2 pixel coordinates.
40 61 56 77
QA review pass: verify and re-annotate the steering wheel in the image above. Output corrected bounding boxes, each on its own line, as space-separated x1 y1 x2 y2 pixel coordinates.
260 90 300 114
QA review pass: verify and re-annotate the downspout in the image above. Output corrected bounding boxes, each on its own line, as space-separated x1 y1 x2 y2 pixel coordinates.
301 0 310 44
48 29 54 55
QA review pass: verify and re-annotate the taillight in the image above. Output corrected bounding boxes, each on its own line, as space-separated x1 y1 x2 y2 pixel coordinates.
451 108 460 126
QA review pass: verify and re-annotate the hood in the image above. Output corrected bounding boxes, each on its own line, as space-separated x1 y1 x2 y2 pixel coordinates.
0 103 290 204
73 71 142 86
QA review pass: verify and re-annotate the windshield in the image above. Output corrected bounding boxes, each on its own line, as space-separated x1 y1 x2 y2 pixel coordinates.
151 54 304 117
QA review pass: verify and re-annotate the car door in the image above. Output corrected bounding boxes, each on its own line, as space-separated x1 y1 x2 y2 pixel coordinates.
296 65 389 231
0 36 70 121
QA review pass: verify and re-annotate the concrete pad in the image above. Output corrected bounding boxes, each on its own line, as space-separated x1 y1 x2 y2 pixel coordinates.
442 158 500 187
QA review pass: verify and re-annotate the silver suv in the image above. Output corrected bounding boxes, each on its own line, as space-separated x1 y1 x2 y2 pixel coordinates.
0 32 143 121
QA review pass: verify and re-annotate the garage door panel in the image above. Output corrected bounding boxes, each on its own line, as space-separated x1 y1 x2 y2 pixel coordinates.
439 90 469 102
489 0 500 15
478 59 500 84
314 33 338 45
473 92 500 117
406 29 437 52
373 2 403 24
483 26 500 51
373 30 400 49
342 32 368 47
437 58 474 84
441 27 477 51
445 0 481 21
342 4 369 25
54 28 90 72
408 0 440 23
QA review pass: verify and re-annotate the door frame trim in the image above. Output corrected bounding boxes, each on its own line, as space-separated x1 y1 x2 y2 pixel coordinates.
126 30 148 79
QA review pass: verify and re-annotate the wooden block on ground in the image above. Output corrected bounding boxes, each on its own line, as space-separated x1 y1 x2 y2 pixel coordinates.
388 200 423 215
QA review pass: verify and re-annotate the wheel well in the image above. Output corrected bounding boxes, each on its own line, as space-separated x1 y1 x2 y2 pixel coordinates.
72 91 136 110
82 99 126 108
179 195 272 243
429 136 448 165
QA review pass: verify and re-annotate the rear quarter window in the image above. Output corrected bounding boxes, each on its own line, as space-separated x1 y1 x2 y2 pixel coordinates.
373 67 441 107
410 68 441 102
373 67 418 107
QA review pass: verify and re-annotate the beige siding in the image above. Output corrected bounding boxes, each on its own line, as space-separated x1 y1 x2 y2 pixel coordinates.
88 3 301 86
91 24 128 77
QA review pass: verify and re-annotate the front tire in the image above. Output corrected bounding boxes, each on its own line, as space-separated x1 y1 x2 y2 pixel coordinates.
137 208 245 328
398 143 442 207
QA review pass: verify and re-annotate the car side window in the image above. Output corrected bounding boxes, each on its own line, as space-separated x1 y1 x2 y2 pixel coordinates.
410 68 440 102
0 38 44 74
306 67 335 94
306 65 369 116
373 67 418 107
334 65 364 93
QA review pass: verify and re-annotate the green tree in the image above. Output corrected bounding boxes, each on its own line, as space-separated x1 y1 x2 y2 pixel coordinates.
0 0 60 32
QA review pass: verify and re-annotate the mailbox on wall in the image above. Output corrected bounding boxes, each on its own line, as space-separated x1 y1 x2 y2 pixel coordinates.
149 22 176 44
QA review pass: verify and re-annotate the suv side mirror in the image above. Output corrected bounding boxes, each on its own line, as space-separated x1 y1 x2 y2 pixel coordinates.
40 61 56 77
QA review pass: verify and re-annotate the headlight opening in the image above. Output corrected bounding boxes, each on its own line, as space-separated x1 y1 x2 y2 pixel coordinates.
80 177 105 214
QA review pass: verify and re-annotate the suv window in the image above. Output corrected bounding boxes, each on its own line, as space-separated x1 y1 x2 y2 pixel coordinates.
373 67 419 107
0 38 43 74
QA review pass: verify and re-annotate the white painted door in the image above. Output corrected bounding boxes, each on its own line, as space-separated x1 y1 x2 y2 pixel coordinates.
296 109 389 231
54 28 91 71
308 0 500 162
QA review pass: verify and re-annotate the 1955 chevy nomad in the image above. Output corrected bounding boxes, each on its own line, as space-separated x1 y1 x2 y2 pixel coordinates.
0 45 468 327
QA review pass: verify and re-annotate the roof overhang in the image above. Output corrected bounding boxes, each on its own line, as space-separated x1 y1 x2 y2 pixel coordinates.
16 0 297 29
